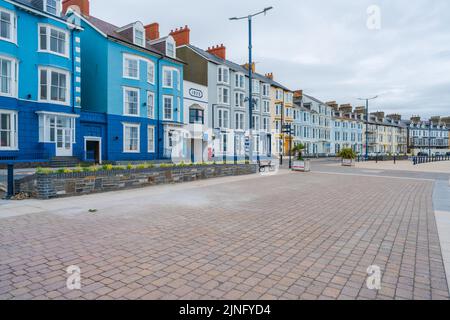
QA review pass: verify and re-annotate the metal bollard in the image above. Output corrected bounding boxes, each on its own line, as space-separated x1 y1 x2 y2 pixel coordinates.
6 163 14 199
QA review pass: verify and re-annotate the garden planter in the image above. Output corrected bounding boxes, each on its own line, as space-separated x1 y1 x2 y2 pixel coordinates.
292 160 311 172
341 158 355 167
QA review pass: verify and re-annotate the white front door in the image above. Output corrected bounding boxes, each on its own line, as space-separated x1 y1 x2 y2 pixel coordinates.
56 128 72 156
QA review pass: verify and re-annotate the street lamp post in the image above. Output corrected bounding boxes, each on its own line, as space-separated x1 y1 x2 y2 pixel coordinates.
358 96 378 160
230 7 273 164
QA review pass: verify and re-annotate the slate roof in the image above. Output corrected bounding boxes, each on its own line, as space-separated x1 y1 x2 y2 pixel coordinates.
186 44 291 91
82 15 184 63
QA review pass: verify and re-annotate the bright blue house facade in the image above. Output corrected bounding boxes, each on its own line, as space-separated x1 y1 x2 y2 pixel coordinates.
68 2 184 163
0 0 82 162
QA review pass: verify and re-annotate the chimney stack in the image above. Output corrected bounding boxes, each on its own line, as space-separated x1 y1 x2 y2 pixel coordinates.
62 0 90 16
326 101 339 110
293 90 303 98
371 111 385 121
410 115 421 123
339 104 353 114
242 62 255 73
145 23 160 41
386 114 402 122
169 25 191 47
206 44 226 60
265 73 274 80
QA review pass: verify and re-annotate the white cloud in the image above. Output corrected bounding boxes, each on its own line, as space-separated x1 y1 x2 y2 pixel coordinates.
90 0 450 118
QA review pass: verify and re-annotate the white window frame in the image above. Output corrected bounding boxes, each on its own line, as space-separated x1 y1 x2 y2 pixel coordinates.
38 66 71 106
44 0 61 16
262 84 270 97
263 117 270 132
0 109 18 150
217 66 229 84
235 92 245 108
38 24 69 58
235 112 245 131
147 60 155 84
123 86 140 116
147 125 155 153
217 108 229 129
235 73 245 89
276 89 283 100
162 67 174 88
0 8 17 44
252 115 260 131
123 122 140 153
252 79 260 94
163 95 173 121
123 54 140 80
263 100 270 114
166 37 176 58
0 55 18 98
218 86 230 105
147 91 155 119
252 97 260 111
133 23 145 47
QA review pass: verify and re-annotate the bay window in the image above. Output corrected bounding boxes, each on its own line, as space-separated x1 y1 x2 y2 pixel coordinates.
235 92 245 108
39 67 70 105
235 73 245 89
163 67 174 88
218 87 229 105
39 24 69 57
217 66 229 84
147 61 155 83
123 54 139 79
235 112 245 131
252 80 260 94
0 56 17 97
0 110 17 150
147 91 154 118
0 9 16 43
262 84 270 97
263 100 270 113
218 109 229 129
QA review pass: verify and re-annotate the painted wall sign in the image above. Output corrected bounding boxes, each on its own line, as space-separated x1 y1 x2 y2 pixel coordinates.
189 88 203 99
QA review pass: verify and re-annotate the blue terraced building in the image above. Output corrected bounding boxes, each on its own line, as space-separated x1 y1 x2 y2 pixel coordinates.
64 0 185 163
0 0 83 162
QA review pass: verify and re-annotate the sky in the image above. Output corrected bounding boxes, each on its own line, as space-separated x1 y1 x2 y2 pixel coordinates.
90 0 450 119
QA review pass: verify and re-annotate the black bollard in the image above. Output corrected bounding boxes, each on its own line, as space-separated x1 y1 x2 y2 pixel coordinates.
6 163 14 199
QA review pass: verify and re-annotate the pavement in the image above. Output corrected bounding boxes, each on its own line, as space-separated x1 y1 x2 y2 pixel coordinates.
0 160 449 300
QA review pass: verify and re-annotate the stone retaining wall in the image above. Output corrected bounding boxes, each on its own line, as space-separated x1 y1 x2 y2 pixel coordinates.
16 164 257 199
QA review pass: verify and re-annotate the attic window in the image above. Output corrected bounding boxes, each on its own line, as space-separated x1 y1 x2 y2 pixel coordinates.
166 37 176 58
133 23 145 47
134 29 144 47
45 0 60 16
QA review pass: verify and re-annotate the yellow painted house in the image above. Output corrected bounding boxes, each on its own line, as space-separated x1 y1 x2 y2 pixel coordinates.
265 73 294 156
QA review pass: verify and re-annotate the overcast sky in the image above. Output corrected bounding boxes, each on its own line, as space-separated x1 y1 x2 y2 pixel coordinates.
91 0 450 119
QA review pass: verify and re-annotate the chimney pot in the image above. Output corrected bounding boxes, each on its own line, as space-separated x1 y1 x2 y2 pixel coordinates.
145 23 160 41
207 44 227 60
169 25 191 46
62 0 90 16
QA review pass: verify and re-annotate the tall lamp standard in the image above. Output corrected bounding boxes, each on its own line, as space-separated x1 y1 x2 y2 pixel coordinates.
358 96 378 160
230 7 273 163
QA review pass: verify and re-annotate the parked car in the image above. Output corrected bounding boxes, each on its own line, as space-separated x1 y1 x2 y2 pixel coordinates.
446 152 450 157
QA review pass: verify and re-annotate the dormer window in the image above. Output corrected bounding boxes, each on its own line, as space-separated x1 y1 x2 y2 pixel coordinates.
166 37 176 58
133 22 145 47
45 0 61 16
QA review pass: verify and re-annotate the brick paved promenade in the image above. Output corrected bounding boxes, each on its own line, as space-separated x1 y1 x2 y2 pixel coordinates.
0 169 449 300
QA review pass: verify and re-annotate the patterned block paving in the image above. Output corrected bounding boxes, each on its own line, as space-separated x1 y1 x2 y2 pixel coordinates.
0 172 448 300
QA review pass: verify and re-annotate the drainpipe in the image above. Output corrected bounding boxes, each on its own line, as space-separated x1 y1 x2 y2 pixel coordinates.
156 56 163 160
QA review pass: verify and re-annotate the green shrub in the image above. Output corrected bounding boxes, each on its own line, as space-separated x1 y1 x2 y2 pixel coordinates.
57 168 72 174
72 167 83 173
136 164 146 170
113 165 125 170
36 167 53 175
337 148 357 160
102 164 113 171
127 163 133 170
